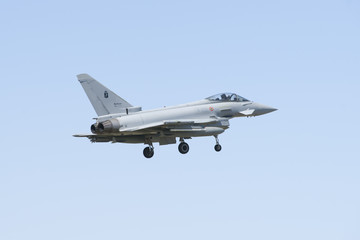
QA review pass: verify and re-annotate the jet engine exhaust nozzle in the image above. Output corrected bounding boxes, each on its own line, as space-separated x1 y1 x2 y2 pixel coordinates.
91 119 120 134
91 124 97 134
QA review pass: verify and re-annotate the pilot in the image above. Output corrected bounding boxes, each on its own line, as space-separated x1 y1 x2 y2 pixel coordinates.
221 94 227 100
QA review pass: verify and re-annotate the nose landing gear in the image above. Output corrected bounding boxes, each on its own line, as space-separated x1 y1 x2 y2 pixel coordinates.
214 135 222 152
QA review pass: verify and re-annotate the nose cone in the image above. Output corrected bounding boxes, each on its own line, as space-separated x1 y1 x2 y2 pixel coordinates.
253 103 278 116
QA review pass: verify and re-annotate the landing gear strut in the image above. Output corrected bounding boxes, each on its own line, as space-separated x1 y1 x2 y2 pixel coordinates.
178 138 190 154
214 135 222 152
143 138 154 158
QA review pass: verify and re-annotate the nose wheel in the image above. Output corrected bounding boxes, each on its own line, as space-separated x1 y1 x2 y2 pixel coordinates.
214 144 222 152
214 135 222 152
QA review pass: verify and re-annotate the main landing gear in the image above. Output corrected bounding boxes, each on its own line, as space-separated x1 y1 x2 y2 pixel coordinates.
178 138 190 154
143 138 154 158
143 146 154 158
142 136 222 158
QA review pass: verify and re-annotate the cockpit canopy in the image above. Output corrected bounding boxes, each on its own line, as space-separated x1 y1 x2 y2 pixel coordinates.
206 93 250 102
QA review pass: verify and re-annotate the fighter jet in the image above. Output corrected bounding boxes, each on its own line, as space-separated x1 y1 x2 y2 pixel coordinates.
74 74 277 158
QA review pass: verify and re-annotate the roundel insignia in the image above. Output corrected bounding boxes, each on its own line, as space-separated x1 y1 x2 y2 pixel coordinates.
104 91 109 98
209 107 214 111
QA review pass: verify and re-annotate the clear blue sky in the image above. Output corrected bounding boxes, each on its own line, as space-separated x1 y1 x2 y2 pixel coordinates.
1 1 359 239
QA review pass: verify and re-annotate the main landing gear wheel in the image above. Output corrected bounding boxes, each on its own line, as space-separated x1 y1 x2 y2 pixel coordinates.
143 147 154 158
178 142 190 154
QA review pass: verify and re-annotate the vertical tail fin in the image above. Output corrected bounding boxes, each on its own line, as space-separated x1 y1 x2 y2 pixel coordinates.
77 74 133 116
